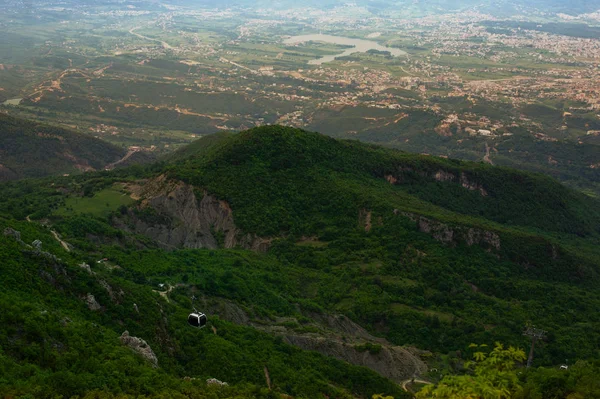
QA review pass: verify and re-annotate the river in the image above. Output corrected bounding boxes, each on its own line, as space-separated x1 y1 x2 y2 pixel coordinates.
283 34 407 65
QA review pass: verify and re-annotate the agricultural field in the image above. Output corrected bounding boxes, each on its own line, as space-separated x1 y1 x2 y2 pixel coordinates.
1 0 599 194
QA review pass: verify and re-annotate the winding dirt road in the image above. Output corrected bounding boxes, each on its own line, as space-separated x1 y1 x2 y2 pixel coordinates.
26 214 72 252
51 230 72 252
401 378 432 392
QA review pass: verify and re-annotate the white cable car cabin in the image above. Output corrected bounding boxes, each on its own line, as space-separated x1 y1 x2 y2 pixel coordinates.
188 312 207 328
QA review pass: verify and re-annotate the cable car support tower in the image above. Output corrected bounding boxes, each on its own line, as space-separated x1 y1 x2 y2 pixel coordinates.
524 326 546 368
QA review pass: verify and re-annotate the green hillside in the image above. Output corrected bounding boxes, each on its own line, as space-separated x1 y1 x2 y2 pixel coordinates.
0 219 406 399
0 113 125 180
164 131 235 163
1 125 600 398
171 126 600 237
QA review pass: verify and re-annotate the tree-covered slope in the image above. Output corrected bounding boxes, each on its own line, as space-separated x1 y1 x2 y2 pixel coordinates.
163 131 235 163
1 125 600 398
0 218 408 399
170 125 600 237
0 113 125 180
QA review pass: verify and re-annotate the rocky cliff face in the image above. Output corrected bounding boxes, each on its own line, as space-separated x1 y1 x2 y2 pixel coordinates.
398 211 501 250
385 168 488 196
117 175 271 251
357 207 501 251
84 293 101 311
283 335 427 383
120 331 158 367
197 296 428 383
119 171 497 256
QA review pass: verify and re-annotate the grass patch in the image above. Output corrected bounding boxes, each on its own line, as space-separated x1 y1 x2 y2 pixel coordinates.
55 185 134 217
2 98 22 106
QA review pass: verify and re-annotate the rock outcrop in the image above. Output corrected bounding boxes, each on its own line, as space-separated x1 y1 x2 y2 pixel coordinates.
399 211 501 250
118 175 271 251
283 335 427 383
4 227 63 263
120 331 158 367
78 262 93 275
197 296 427 383
85 293 101 311
206 378 228 386
3 227 28 247
99 279 124 303
385 168 488 196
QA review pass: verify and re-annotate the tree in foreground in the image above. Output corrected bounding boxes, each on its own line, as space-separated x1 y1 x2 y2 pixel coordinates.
416 343 526 399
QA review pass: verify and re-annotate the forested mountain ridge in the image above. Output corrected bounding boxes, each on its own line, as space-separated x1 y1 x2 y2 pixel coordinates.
1 125 600 398
0 113 126 180
168 126 600 238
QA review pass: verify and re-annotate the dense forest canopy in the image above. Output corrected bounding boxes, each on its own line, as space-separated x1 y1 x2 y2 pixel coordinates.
1 125 600 397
